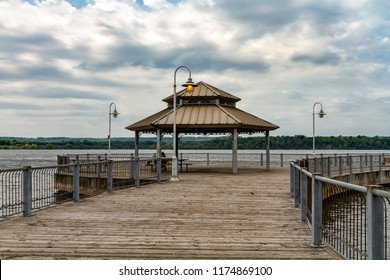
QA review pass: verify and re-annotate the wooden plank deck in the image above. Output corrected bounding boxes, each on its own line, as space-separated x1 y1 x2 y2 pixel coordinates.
0 166 335 259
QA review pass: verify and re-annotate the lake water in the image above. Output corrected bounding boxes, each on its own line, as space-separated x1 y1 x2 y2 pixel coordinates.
0 149 389 169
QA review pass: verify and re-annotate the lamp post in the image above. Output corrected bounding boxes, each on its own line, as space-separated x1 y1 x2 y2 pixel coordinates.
108 102 119 155
171 66 197 182
312 102 326 155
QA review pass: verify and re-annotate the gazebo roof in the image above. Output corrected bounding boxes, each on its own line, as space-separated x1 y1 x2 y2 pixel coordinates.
126 81 279 134
163 81 241 103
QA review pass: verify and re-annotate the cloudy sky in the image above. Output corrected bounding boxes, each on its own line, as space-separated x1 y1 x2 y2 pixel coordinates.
1 0 389 138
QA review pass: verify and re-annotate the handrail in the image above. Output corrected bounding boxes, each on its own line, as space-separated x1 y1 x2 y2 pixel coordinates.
0 157 171 219
315 175 367 193
290 155 390 260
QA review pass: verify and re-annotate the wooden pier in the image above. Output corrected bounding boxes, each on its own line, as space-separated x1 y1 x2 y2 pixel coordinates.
0 166 335 259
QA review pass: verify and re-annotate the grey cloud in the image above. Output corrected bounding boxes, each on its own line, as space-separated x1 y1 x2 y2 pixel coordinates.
0 101 44 110
31 87 109 101
291 52 342 65
212 0 299 29
177 52 269 73
77 40 269 73
0 33 58 53
0 33 77 61
210 0 348 39
0 64 70 82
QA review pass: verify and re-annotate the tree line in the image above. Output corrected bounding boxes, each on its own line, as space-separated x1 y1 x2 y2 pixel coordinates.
1 135 390 150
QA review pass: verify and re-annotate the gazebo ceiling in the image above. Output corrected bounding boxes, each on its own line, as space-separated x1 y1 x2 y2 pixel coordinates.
126 81 279 134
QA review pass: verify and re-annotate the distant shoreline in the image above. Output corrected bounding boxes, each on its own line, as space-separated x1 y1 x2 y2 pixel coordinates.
1 135 390 150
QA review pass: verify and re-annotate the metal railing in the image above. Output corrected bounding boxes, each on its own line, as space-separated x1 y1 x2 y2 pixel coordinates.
61 151 370 169
0 156 171 219
290 154 390 260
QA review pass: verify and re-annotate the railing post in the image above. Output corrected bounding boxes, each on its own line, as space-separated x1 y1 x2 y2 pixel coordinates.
311 174 323 247
360 155 363 173
156 154 161 184
73 163 80 202
349 155 353 174
96 155 101 178
260 153 263 166
378 154 383 183
327 157 331 177
135 158 140 187
348 156 353 183
370 155 373 172
290 163 295 198
207 153 210 166
294 167 300 207
130 154 135 179
300 170 307 223
339 156 343 176
366 185 384 260
280 153 284 167
107 160 113 193
22 166 32 217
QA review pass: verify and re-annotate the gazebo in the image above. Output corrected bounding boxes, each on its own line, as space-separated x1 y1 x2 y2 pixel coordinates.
126 81 279 173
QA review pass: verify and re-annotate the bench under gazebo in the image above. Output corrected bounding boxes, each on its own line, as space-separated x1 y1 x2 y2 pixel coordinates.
126 81 279 174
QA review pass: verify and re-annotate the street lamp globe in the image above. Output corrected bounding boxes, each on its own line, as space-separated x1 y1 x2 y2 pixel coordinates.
112 108 119 118
182 77 196 92
108 102 119 155
312 102 326 155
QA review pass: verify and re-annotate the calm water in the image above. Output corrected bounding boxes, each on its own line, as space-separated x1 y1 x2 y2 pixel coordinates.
0 149 389 169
